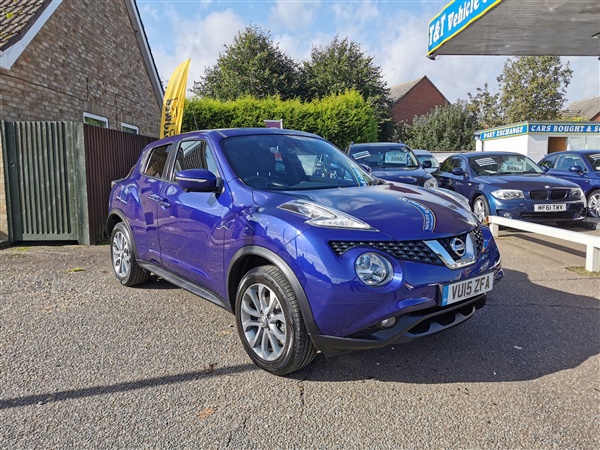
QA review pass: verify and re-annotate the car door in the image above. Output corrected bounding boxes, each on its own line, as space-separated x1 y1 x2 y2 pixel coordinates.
156 138 229 294
436 156 468 194
134 144 172 265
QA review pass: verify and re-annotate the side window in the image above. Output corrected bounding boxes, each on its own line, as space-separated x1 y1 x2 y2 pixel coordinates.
172 140 220 180
556 154 583 170
439 157 455 172
539 155 557 170
142 145 170 178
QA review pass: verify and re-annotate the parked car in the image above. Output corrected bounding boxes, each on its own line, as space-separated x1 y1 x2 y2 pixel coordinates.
538 150 600 218
346 142 438 188
413 149 440 173
108 128 503 375
432 151 586 223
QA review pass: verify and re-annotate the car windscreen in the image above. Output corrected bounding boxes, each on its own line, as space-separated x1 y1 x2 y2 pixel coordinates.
222 134 375 190
469 154 544 176
584 153 600 171
349 146 420 169
417 154 439 168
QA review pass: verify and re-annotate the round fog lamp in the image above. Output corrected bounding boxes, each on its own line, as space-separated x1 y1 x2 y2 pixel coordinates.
380 317 397 328
355 252 393 286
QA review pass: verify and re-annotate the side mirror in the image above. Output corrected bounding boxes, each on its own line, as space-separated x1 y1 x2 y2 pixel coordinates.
421 160 432 169
451 167 465 176
175 169 220 192
569 165 584 174
359 164 372 174
541 166 550 172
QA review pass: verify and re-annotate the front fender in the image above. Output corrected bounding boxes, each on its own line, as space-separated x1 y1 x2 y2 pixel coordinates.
226 245 322 337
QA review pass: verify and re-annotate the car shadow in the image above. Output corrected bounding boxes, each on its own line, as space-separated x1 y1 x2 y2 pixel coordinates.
296 267 599 383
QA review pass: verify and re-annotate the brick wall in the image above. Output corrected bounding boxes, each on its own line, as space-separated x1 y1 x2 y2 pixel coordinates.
0 0 161 136
391 79 449 125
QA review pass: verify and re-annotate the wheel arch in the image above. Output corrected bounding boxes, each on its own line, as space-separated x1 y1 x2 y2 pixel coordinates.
106 210 141 259
227 246 321 336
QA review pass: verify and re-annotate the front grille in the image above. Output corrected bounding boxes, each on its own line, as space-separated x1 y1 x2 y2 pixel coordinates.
530 189 568 200
329 225 484 266
437 224 484 256
550 189 568 200
530 190 547 200
329 240 443 265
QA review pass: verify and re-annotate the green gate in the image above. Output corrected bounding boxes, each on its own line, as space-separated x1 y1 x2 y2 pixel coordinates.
1 121 89 244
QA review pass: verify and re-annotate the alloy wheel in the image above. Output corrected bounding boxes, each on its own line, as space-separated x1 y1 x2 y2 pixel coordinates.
112 231 131 278
240 282 287 361
588 191 600 218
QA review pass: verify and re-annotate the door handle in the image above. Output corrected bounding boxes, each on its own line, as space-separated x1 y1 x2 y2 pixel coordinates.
149 194 170 209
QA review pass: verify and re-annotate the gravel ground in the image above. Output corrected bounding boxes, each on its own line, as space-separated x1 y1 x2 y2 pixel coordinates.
0 235 599 449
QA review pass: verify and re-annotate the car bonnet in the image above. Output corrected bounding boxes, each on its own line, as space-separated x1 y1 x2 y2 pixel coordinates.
254 183 478 240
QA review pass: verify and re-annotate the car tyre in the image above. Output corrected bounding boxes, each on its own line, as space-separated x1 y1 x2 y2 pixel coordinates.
235 265 317 375
110 222 150 287
473 195 490 223
587 189 600 218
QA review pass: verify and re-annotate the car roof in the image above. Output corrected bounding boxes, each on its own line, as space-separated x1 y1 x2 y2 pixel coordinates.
541 149 600 158
350 142 409 149
412 149 432 155
461 152 524 159
149 128 322 148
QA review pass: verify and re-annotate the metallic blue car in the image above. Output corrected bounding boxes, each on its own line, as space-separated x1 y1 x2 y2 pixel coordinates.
433 151 586 223
108 128 503 375
538 150 600 218
347 142 438 188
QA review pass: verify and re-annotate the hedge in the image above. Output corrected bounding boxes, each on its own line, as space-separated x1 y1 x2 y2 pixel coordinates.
182 90 378 149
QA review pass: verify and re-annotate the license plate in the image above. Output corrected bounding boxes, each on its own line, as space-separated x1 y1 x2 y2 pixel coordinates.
534 203 566 212
441 273 494 306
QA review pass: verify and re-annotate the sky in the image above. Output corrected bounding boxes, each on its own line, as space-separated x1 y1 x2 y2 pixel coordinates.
138 0 600 106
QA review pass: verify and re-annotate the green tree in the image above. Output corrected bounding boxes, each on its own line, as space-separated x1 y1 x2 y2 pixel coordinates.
301 36 392 140
401 101 480 151
497 56 572 123
466 83 503 129
192 25 300 100
467 56 573 126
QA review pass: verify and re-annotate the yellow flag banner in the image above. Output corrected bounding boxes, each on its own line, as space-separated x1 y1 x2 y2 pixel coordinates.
160 58 190 138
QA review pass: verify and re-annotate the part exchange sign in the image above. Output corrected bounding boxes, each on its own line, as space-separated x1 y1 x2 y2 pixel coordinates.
428 0 503 55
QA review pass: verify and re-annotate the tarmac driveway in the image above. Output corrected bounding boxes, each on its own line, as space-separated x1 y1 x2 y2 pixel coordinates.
0 232 598 449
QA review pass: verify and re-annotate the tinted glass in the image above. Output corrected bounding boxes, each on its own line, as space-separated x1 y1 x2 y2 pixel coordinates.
349 145 419 169
584 153 600 171
469 154 543 176
142 145 170 178
222 134 374 190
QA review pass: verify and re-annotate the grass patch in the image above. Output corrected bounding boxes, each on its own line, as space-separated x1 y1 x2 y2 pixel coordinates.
67 267 85 273
566 267 600 277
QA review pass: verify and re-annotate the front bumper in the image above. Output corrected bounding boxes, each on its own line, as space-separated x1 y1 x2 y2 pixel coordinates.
310 292 488 355
490 198 586 222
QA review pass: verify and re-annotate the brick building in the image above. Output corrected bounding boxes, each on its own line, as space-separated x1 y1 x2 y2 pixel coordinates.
389 76 449 126
0 0 163 241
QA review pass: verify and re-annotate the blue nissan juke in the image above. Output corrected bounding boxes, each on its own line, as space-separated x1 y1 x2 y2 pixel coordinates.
108 128 503 375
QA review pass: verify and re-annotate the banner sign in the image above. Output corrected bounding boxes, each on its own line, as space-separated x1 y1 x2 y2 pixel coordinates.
479 122 600 141
428 0 503 55
160 59 190 139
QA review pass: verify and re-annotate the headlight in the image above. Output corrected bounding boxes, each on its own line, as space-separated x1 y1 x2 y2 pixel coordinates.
491 189 524 200
355 252 393 286
279 200 376 230
570 188 584 200
424 177 438 189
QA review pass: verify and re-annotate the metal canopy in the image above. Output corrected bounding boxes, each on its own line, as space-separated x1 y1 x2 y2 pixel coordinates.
427 0 600 57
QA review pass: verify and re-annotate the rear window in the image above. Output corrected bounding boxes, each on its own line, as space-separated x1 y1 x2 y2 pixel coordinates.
142 145 170 178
